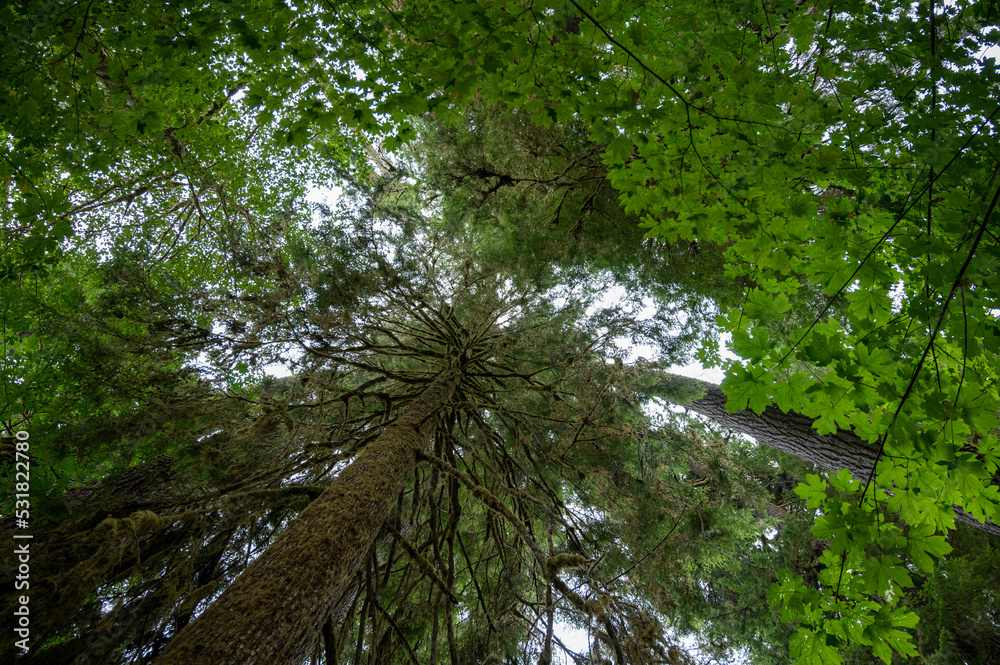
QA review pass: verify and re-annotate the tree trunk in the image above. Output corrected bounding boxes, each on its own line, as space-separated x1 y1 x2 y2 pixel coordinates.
658 373 1000 537
153 365 465 665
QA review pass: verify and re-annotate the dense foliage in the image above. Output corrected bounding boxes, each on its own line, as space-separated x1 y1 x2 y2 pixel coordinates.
3 0 1000 663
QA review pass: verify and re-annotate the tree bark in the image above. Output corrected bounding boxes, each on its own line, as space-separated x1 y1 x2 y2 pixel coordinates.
658 373 1000 537
153 365 465 665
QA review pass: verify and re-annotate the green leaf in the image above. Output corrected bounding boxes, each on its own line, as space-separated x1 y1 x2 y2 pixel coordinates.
828 468 859 493
605 135 633 164
774 372 811 412
863 607 918 664
721 365 771 414
905 522 951 573
794 474 829 509
851 343 893 378
846 287 891 322
730 326 770 362
789 628 844 665
801 331 846 367
743 289 792 323
806 382 855 435
861 555 913 597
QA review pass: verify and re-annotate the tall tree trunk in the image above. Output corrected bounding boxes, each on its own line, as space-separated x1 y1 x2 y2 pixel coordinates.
656 373 1000 537
154 365 465 665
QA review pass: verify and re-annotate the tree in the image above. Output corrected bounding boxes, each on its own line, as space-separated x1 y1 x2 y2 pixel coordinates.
5 0 1000 662
408 81 1000 657
7 160 996 664
4 188 740 664
3 167 996 662
662 372 1000 537
1 0 357 282
375 3 1000 657
155 356 467 665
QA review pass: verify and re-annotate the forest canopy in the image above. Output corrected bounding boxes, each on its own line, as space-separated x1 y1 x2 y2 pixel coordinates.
2 0 1000 663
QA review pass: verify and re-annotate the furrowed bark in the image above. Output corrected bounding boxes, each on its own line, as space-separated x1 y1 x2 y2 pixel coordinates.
656 373 1000 537
154 365 464 665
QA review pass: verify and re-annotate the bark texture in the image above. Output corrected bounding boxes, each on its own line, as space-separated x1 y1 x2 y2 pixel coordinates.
667 373 1000 538
153 366 464 665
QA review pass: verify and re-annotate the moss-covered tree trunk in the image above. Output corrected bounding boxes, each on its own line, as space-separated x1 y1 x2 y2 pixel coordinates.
657 373 1000 537
153 364 465 665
